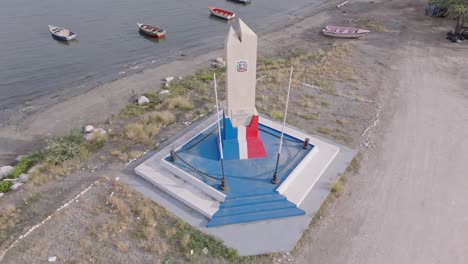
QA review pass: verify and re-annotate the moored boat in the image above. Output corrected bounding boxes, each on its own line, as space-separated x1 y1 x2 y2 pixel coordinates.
137 23 166 38
208 6 236 20
322 26 370 38
48 25 77 41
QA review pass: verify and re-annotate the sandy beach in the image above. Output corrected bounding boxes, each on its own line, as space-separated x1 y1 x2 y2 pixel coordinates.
1 0 468 263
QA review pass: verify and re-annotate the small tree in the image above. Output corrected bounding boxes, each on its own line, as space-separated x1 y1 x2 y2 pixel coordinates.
433 0 468 34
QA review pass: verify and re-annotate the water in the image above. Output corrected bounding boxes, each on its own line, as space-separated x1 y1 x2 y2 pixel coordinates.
0 0 317 111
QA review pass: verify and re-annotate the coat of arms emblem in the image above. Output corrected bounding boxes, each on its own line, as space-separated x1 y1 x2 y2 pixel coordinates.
236 60 248 72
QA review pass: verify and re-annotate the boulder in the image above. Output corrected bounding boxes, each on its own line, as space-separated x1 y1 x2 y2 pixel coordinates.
216 57 224 63
84 125 94 133
0 166 14 180
84 128 107 141
159 90 170 95
137 95 150 105
48 256 57 262
11 182 23 191
19 173 29 183
0 193 4 199
165 76 175 83
15 155 26 162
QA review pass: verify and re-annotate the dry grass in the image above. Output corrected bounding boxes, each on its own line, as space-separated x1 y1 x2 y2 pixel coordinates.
122 111 176 145
359 19 387 32
318 127 332 135
163 96 194 110
270 110 284 120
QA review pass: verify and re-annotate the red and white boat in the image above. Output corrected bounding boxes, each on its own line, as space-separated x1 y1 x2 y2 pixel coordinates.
322 26 370 38
137 23 166 38
208 6 236 20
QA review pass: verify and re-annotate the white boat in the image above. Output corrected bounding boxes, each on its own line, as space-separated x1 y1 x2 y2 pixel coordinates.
322 26 370 38
48 25 77 41
208 6 236 20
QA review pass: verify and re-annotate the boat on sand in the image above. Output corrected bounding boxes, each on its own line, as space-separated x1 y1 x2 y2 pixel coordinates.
322 26 370 38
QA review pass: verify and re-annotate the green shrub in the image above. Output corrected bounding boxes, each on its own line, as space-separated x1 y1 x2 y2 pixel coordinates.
44 133 84 164
7 153 42 179
0 181 13 193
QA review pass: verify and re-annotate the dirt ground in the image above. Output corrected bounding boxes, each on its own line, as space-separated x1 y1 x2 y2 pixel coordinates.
1 0 468 263
293 1 468 264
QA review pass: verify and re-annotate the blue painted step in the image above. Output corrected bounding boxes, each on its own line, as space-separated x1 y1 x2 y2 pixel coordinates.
215 200 296 217
221 194 286 208
207 207 305 227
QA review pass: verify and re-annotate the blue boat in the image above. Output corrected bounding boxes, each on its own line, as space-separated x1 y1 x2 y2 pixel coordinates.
48 25 77 41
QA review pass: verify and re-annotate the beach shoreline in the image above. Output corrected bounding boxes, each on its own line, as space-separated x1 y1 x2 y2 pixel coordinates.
0 0 336 164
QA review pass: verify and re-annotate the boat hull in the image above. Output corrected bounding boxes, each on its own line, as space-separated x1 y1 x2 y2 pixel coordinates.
208 7 236 20
322 31 366 38
322 26 370 38
48 25 76 41
137 23 166 38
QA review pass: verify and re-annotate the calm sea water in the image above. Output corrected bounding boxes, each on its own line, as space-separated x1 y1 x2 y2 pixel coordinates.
0 0 317 111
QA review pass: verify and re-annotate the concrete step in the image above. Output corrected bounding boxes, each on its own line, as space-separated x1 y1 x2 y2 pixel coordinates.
215 200 296 217
135 163 220 219
221 194 286 208
207 207 305 227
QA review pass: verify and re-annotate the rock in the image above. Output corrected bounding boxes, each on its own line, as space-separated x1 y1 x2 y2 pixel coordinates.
48 256 57 262
115 177 120 181
11 182 23 190
28 164 43 174
164 82 170 88
159 90 170 95
84 125 94 133
190 249 193 255
216 57 224 63
211 62 224 69
165 76 175 83
15 155 26 162
202 247 209 255
137 95 150 105
84 128 107 141
178 76 183 80
0 166 14 180
0 193 4 199
19 173 29 183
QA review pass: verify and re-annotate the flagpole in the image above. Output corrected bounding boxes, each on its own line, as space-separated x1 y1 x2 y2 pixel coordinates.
272 66 294 184
214 73 228 191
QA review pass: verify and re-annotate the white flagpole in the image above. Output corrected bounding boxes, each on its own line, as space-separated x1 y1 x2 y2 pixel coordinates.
272 66 294 184
213 73 228 191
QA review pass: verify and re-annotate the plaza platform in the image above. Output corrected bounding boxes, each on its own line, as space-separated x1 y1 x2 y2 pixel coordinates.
131 112 356 255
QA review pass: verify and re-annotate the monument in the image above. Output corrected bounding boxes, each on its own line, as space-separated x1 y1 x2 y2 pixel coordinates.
135 19 353 243
222 19 266 160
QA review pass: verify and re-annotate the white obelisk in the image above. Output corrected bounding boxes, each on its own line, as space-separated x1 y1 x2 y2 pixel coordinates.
225 19 258 127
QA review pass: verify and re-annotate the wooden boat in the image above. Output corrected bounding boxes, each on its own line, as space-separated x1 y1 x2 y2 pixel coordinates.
208 6 236 20
322 26 370 38
137 23 166 38
48 25 76 41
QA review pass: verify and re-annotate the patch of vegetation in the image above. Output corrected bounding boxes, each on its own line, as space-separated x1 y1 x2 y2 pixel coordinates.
321 101 330 108
330 180 344 197
0 181 13 192
346 153 362 175
270 110 284 120
122 111 176 145
359 19 387 32
163 96 194 110
318 127 332 135
7 153 42 179
43 133 84 164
